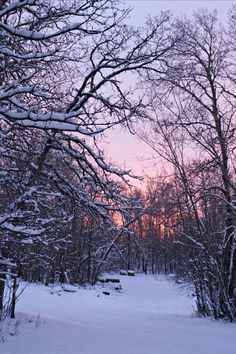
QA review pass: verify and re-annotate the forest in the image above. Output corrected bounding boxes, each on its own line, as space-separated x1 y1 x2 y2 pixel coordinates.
1 0 236 325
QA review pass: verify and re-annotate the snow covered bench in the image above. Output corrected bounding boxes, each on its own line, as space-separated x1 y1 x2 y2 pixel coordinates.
98 278 120 283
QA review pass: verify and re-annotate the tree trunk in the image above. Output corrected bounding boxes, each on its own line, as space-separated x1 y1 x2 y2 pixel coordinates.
0 276 5 319
10 277 17 319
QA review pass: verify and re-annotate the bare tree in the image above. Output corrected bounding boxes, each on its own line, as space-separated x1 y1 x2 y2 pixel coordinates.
0 0 176 319
140 9 236 320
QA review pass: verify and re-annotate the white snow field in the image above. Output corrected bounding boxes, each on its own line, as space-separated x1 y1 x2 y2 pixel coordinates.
1 275 236 354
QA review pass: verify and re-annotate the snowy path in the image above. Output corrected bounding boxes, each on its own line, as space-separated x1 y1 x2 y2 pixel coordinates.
2 275 236 354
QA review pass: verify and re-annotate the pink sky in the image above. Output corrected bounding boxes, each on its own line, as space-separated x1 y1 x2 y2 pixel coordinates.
103 0 234 181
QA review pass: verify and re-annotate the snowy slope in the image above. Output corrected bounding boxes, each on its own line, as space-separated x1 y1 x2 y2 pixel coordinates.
1 275 236 354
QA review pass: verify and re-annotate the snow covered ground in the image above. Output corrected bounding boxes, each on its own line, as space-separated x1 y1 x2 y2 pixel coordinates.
1 274 236 354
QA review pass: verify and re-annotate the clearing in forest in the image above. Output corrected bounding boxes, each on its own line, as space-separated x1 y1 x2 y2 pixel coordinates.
1 275 236 354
